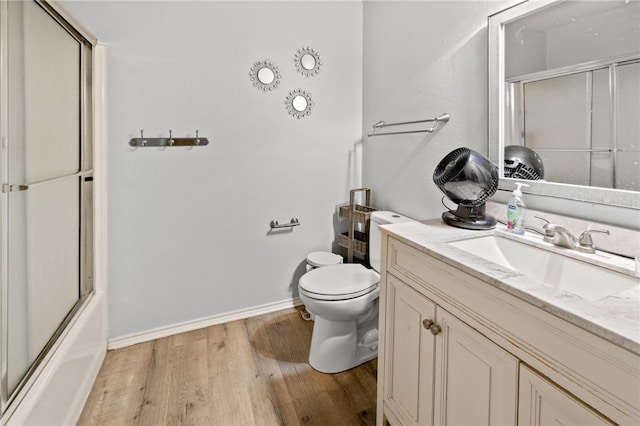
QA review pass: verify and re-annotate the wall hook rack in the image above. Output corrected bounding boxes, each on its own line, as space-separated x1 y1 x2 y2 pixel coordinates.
130 129 209 147
368 113 450 137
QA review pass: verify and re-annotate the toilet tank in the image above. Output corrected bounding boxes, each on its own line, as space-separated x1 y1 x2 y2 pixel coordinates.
369 211 414 273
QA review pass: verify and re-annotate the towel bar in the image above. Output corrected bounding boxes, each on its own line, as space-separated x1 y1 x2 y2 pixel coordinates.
368 113 450 137
270 218 300 229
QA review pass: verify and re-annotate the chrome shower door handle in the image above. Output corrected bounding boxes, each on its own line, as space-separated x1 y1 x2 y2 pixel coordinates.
1 184 29 193
2 171 91 193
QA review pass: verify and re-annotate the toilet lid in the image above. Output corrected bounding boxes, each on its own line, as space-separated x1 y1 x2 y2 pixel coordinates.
307 251 343 268
299 264 379 299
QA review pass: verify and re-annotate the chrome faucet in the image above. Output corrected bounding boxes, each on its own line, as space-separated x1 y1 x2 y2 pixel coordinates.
576 229 610 253
535 216 609 254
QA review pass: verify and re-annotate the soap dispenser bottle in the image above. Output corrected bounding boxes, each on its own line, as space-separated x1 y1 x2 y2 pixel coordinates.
507 182 529 235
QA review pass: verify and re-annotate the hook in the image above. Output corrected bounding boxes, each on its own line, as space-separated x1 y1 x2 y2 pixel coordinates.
129 129 209 147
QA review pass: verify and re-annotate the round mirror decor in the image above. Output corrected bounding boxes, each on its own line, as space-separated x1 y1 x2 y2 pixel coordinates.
294 47 322 77
292 95 308 111
249 60 281 92
285 89 314 119
257 67 274 84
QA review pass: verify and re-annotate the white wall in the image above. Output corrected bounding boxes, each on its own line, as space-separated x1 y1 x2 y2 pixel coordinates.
362 0 514 220
60 1 363 340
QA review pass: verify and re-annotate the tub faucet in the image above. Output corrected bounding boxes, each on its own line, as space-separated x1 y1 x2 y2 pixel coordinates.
535 216 609 254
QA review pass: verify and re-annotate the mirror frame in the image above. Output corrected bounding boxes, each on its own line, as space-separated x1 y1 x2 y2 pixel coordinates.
285 89 313 119
294 47 322 77
488 0 640 210
249 60 281 92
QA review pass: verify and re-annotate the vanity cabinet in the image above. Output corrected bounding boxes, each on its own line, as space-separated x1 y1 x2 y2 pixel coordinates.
377 232 640 426
384 278 436 424
384 277 518 425
518 365 612 425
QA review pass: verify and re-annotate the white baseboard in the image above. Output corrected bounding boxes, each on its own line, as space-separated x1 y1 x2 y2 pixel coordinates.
108 297 303 350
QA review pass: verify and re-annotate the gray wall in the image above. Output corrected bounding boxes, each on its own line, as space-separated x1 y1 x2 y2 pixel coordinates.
362 1 514 220
61 1 363 339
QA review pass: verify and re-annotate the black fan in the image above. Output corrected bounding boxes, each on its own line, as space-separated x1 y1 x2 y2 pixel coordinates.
504 145 545 180
433 148 499 230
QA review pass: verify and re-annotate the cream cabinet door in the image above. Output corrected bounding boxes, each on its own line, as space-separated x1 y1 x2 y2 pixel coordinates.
518 365 614 425
384 277 437 425
433 308 518 426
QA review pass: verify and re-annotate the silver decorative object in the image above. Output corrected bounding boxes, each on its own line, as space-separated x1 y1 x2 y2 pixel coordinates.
249 60 281 92
285 89 314 119
294 47 322 77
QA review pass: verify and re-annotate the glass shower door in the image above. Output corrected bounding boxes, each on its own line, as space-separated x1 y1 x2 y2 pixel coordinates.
1 0 93 407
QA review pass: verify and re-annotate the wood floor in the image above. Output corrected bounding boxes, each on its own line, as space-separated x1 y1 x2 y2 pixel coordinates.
77 307 378 426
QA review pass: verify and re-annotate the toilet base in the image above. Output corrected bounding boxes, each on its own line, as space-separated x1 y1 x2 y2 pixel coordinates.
307 306 378 373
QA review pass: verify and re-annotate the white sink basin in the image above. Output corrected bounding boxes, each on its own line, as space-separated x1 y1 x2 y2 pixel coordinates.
449 235 639 301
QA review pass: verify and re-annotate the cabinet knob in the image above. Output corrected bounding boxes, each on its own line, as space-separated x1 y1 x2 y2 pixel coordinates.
422 319 441 335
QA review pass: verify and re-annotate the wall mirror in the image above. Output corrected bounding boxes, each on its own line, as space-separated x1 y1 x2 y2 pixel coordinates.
294 47 322 77
489 0 640 209
285 89 313 118
249 60 281 92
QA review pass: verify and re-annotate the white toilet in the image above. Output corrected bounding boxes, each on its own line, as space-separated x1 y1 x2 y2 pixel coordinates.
298 211 413 373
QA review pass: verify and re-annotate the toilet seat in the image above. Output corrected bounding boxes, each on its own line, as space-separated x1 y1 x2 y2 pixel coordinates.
299 264 379 301
306 251 343 268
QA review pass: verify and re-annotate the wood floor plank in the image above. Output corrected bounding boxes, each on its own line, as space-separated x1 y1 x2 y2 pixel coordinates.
78 307 378 426
208 320 260 425
327 378 377 426
136 338 171 425
80 341 156 425
332 361 378 424
165 333 211 425
245 313 299 425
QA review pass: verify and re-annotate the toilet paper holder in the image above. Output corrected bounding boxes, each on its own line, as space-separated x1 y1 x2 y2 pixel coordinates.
270 218 300 229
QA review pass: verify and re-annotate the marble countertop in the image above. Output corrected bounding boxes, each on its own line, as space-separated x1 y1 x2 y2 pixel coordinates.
382 219 640 355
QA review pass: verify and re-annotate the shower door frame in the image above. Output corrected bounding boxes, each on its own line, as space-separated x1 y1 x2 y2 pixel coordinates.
0 0 98 416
